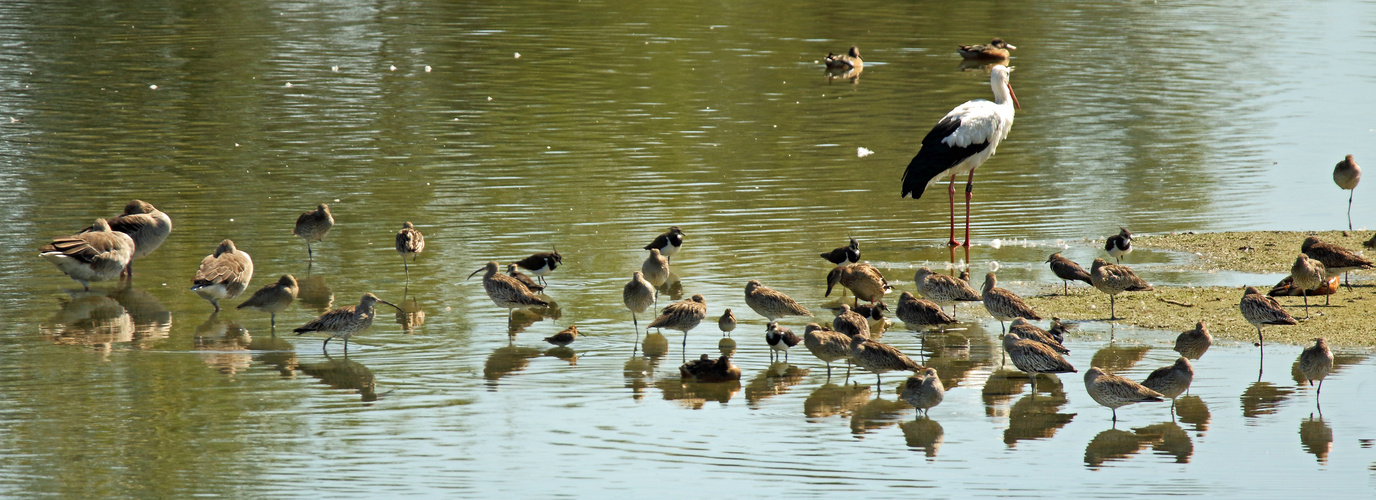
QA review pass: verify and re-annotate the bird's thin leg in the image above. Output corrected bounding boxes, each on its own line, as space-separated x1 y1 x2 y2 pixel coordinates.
1110 295 1117 320
323 337 332 353
1348 191 1355 231
1112 408 1118 422
962 170 976 248
1064 280 1068 295
1000 320 1006 334
307 241 313 260
632 312 639 332
947 175 959 247
1256 325 1264 348
1030 374 1038 396
1302 290 1310 319
403 257 410 281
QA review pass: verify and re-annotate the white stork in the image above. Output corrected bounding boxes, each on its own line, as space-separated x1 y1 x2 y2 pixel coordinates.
901 64 1020 247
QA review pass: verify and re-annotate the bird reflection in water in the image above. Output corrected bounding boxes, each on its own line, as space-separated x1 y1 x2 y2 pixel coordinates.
394 297 425 334
107 283 172 341
717 337 737 357
40 291 135 351
298 354 378 402
900 417 944 458
982 368 1034 413
1084 420 1193 468
483 344 544 390
849 397 910 436
743 362 809 407
1299 413 1333 464
1174 395 1211 433
655 378 742 409
1089 343 1150 374
1240 381 1295 419
803 383 872 421
545 346 577 366
247 333 298 377
508 302 560 337
193 314 253 377
659 274 683 302
1004 374 1076 447
641 332 669 359
623 355 658 401
296 274 334 313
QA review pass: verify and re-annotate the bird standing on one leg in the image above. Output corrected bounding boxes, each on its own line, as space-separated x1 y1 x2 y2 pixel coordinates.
1298 337 1333 399
1046 253 1092 295
237 274 298 328
395 222 425 281
623 271 656 333
293 203 334 262
1333 155 1361 231
1289 254 1325 319
1238 286 1297 348
901 64 1019 248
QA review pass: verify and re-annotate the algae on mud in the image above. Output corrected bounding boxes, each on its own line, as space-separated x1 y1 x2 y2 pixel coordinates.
1019 230 1376 348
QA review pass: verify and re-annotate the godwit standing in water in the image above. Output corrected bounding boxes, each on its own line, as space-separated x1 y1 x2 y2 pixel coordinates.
900 367 945 417
1089 258 1154 320
744 280 812 322
644 226 684 262
513 249 561 286
395 222 425 280
1298 338 1333 398
467 261 548 319
825 263 891 307
913 267 981 317
765 322 801 362
1105 228 1132 263
40 219 134 291
894 291 956 332
831 304 870 338
1173 322 1212 360
1008 318 1068 354
648 294 707 351
1001 331 1075 394
1289 254 1326 318
1046 253 1092 295
237 274 298 328
901 64 1018 247
824 46 863 71
191 239 254 312
718 309 737 337
293 292 399 352
1333 155 1361 230
293 203 333 261
1301 236 1373 290
82 200 171 277
623 271 656 332
1084 367 1164 422
848 333 923 390
1141 357 1194 411
820 238 861 266
981 272 1040 333
1238 286 1296 347
803 323 852 378
957 38 1016 59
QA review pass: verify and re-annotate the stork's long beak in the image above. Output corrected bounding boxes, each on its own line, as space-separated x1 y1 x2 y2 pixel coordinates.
467 267 485 280
1008 83 1021 110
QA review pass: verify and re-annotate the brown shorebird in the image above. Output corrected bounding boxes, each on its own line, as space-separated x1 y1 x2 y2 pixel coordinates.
81 200 172 277
644 226 684 262
718 308 737 337
745 280 812 322
1046 252 1092 295
1239 286 1296 347
395 222 424 280
467 261 548 319
1141 357 1194 411
824 46 863 71
852 303 888 321
293 292 398 352
901 367 944 417
957 38 1016 59
1009 318 1069 354
648 294 707 351
803 323 852 378
1084 367 1164 421
913 267 981 317
293 203 334 261
1269 275 1340 306
1298 337 1334 397
1090 258 1154 320
1334 155 1361 230
507 263 546 293
679 354 740 382
1289 254 1326 318
847 333 924 391
1048 317 1074 344
982 272 1040 333
895 291 956 332
848 333 923 389
513 249 562 286
765 321 801 362
831 304 870 338
40 219 134 291
191 239 254 312
236 274 298 328
1173 321 1213 360
1105 228 1132 263
826 263 892 307
544 325 579 347
1301 236 1374 289
1366 232 1376 249
641 247 671 297
1002 331 1076 393
820 238 861 265
623 271 656 332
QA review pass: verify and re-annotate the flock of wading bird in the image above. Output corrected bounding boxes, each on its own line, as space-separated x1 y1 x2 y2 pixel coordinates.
35 41 1372 420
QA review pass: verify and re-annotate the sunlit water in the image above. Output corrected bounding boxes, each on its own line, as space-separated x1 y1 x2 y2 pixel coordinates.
2 0 1375 496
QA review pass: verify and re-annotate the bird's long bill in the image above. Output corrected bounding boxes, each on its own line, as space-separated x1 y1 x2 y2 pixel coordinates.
1008 83 1021 110
467 267 485 280
378 299 403 311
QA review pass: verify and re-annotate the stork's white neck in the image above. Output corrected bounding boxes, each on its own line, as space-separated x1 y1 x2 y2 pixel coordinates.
990 67 1015 107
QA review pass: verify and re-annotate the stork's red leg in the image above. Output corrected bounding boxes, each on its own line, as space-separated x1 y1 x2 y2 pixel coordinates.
947 175 959 247
962 170 976 248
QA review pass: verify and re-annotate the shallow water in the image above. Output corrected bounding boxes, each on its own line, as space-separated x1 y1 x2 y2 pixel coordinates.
2 0 1375 496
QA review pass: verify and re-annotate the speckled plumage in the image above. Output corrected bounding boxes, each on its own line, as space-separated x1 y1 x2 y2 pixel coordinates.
640 248 670 289
623 271 656 332
848 333 923 389
396 221 424 278
913 267 982 316
1173 322 1213 360
1298 338 1334 396
648 294 706 350
191 239 254 312
1289 254 1326 318
895 291 956 332
1008 318 1068 354
468 261 548 317
1302 236 1373 287
1090 258 1153 320
545 325 579 347
826 263 891 306
1002 332 1076 379
294 293 396 351
82 200 171 276
1141 357 1194 401
41 218 135 291
982 272 1040 332
803 323 852 377
831 304 870 338
1084 367 1164 421
745 280 812 321
293 203 334 259
1239 286 1296 347
507 263 545 293
901 367 945 417
237 274 298 327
